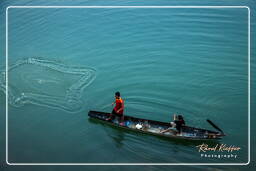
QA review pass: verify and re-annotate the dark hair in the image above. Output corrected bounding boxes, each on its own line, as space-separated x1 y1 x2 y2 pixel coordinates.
178 115 184 120
115 91 120 97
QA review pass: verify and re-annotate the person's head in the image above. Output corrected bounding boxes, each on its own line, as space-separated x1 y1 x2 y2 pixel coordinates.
115 91 120 98
178 115 184 121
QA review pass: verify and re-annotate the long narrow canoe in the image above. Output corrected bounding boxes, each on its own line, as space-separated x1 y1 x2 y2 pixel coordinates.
88 110 225 141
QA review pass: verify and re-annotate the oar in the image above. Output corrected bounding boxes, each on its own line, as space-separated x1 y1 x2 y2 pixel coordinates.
206 119 224 135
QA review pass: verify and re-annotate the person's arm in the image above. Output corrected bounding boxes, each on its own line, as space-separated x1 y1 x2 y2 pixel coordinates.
112 100 116 106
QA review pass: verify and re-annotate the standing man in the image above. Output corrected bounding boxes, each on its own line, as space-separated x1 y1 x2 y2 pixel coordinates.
107 91 125 125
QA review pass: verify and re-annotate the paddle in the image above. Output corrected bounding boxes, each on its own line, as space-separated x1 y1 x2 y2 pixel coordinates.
206 119 224 135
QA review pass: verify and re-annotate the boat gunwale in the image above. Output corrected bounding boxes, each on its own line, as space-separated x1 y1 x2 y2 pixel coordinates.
88 110 224 140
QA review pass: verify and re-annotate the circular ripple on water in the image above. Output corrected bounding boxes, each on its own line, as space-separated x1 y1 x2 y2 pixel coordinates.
0 57 96 113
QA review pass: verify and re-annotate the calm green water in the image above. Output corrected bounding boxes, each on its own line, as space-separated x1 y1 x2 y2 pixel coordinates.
0 0 255 171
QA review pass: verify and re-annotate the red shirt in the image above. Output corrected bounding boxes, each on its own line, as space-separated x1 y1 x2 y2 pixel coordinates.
114 98 124 114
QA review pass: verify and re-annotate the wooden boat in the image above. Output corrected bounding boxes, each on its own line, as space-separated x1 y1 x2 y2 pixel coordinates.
88 110 225 141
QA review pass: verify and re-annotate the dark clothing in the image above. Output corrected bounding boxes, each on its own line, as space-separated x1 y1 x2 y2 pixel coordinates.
109 109 123 123
174 119 185 133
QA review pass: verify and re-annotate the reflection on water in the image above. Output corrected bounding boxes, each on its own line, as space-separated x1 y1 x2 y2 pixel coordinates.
0 57 96 113
106 128 125 148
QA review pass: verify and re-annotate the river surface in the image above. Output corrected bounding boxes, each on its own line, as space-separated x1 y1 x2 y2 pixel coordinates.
0 0 255 171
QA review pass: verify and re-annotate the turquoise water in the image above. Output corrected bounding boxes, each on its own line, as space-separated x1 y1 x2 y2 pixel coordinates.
0 0 255 171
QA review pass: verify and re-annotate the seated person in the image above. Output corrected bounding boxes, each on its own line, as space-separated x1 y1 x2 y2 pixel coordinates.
161 114 185 134
173 114 185 134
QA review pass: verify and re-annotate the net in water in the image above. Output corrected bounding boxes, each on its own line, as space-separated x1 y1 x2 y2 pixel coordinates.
0 57 96 113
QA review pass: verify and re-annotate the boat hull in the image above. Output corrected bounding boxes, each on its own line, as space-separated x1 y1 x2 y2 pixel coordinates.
88 110 224 141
